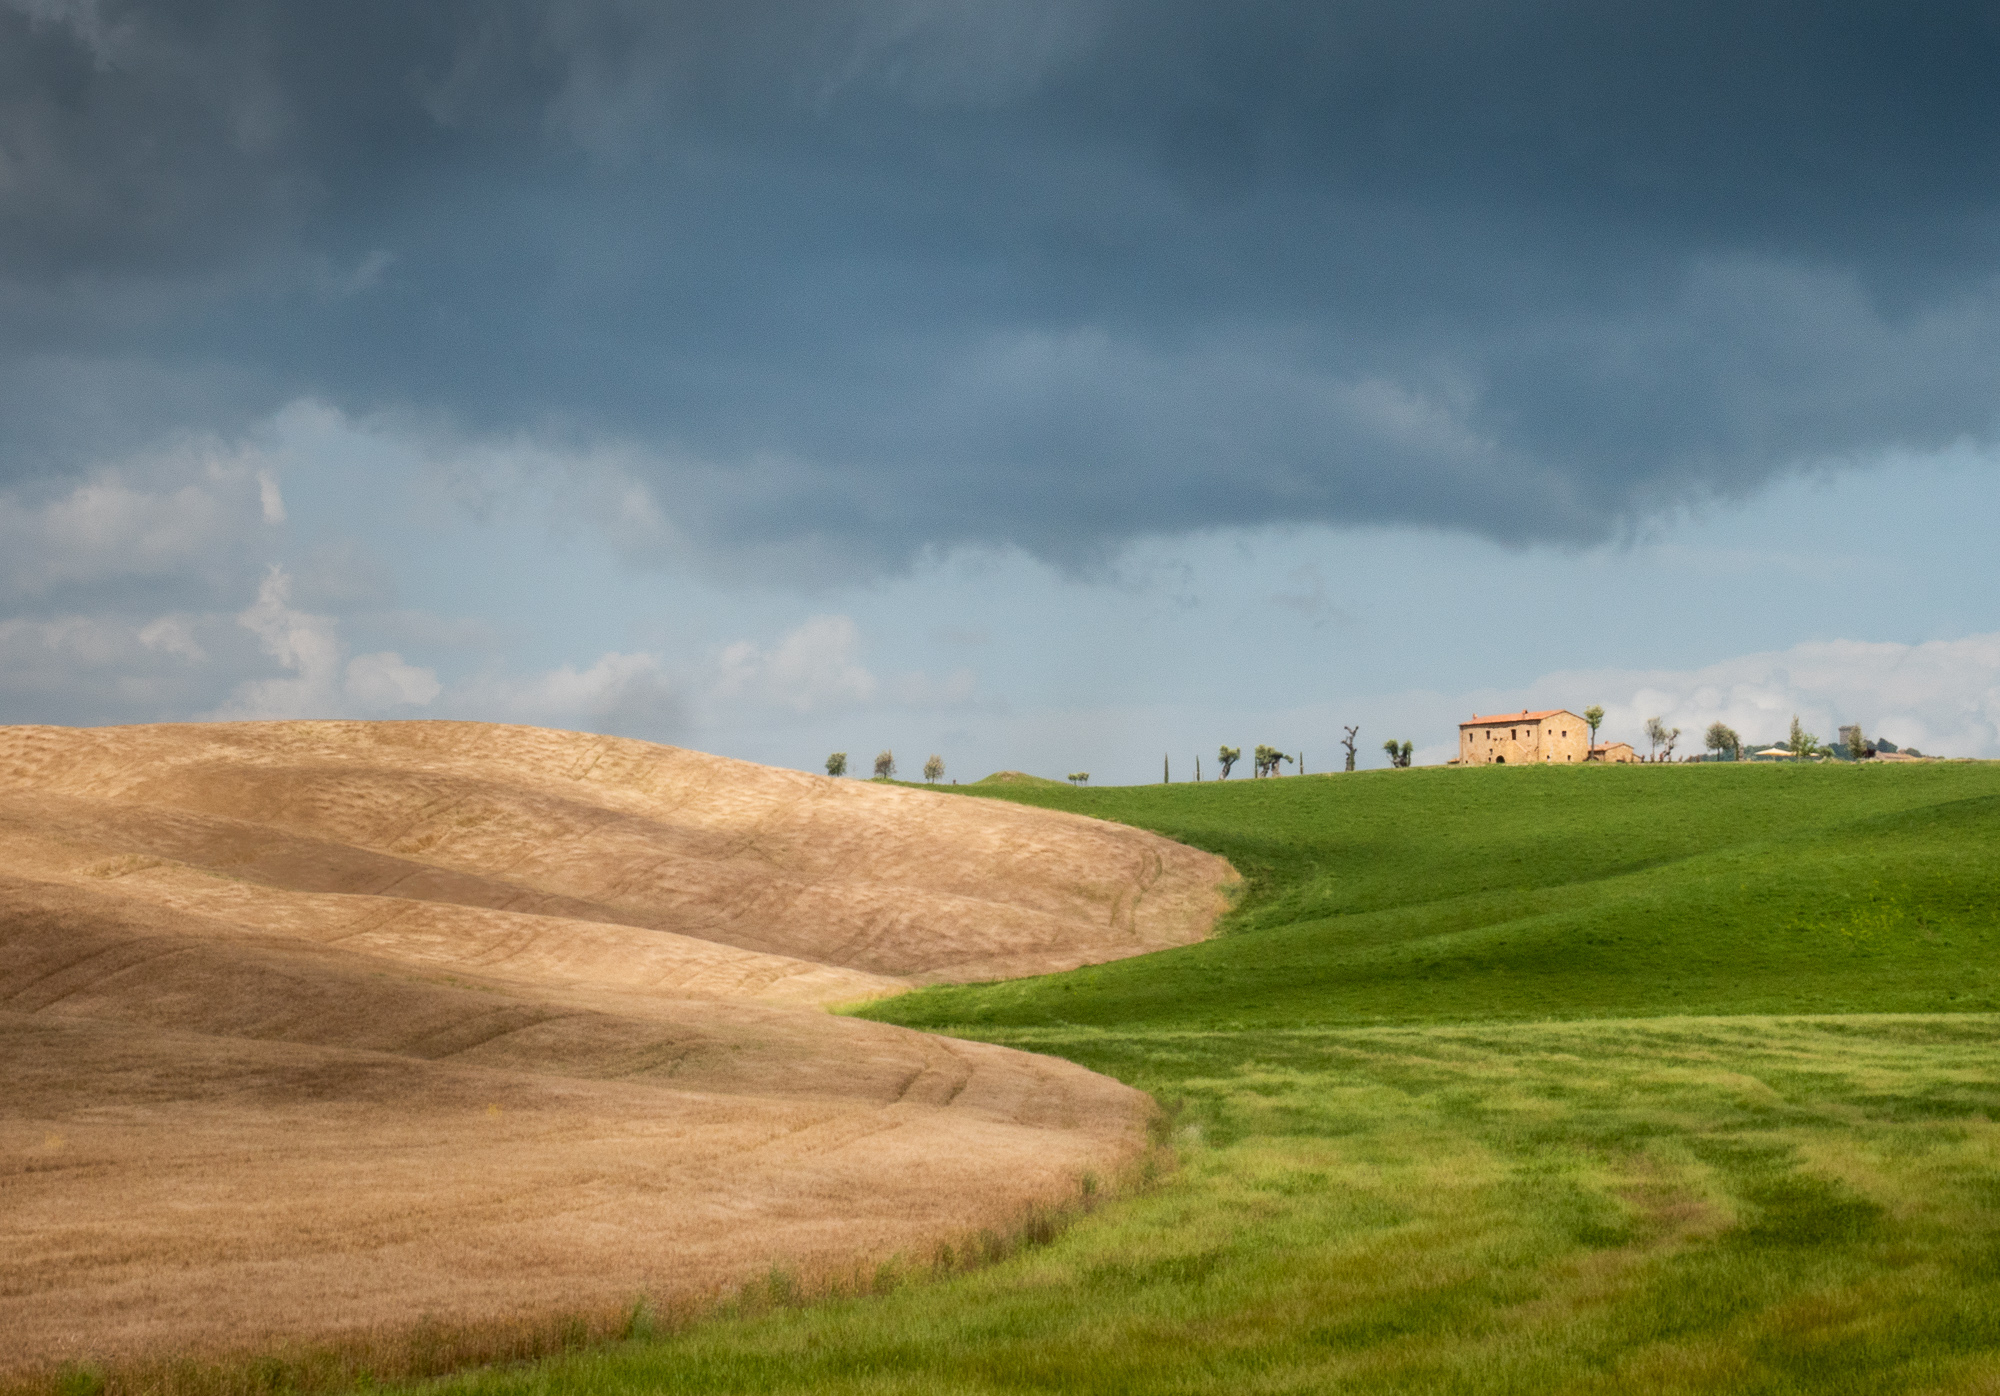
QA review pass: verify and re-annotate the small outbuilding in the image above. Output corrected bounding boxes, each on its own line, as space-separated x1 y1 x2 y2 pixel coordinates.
1458 710 1591 766
1589 741 1638 764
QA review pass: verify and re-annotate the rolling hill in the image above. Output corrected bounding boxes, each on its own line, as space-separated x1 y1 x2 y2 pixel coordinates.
0 721 1233 1374
392 761 2000 1396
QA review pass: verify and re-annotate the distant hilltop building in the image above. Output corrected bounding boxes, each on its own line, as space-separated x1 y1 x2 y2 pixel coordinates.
1457 710 1591 766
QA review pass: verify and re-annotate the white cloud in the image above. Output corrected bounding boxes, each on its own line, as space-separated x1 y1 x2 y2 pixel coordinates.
344 650 442 708
1504 632 2000 758
137 614 206 662
714 614 880 714
257 469 287 524
212 567 440 718
216 566 344 717
0 453 275 601
3 0 134 63
0 612 217 718
463 651 686 741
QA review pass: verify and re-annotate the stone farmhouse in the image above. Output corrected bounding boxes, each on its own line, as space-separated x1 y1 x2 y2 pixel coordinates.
1456 710 1592 766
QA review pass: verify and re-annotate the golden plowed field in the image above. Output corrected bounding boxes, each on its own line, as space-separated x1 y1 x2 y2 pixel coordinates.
0 722 1233 1372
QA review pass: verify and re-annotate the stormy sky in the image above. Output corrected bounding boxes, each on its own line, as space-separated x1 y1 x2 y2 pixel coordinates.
5 0 2000 773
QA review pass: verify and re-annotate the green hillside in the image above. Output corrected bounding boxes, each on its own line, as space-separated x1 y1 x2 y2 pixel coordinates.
866 763 2000 1031
407 763 2000 1396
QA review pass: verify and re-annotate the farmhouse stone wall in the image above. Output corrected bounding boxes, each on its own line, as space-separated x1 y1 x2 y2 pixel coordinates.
1458 710 1592 766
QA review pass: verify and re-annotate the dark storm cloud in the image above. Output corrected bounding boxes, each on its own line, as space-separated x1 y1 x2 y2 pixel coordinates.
7 0 2000 567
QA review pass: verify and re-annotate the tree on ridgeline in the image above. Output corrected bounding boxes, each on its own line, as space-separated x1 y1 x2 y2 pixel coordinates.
1342 725 1359 773
1847 725 1869 761
1787 715 1819 759
825 752 847 777
1067 771 1090 785
1399 740 1414 768
1644 717 1679 762
1584 705 1605 746
1254 744 1291 777
923 754 944 783
873 750 896 779
1218 745 1241 779
1704 723 1741 762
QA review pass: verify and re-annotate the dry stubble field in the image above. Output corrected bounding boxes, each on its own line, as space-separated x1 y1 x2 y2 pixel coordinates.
0 721 1234 1377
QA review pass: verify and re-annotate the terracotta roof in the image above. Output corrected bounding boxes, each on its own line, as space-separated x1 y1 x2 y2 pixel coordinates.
1459 709 1577 729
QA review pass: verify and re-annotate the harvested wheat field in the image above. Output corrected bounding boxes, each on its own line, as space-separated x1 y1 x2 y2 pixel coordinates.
0 721 1235 1376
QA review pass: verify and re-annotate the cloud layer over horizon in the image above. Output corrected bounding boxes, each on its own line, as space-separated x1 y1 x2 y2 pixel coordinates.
10 0 2000 577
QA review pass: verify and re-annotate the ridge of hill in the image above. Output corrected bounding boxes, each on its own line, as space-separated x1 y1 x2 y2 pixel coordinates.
0 721 1235 1374
973 771 1070 788
866 762 2000 1030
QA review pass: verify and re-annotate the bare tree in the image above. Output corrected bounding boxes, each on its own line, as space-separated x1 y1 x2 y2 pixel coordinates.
1342 725 1359 773
825 752 847 777
1660 725 1681 762
1217 745 1241 779
873 750 896 779
1644 717 1669 762
923 754 944 783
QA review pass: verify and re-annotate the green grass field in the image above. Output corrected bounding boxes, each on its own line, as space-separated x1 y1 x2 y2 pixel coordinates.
418 763 2000 1395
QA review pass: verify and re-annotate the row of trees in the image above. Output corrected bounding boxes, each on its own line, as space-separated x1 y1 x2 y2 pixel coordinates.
1604 714 1874 762
831 711 1886 788
828 726 1414 787
1699 716 1871 762
825 751 947 782
1215 744 1298 777
1211 730 1408 777
1253 744 1292 777
1587 702 1834 763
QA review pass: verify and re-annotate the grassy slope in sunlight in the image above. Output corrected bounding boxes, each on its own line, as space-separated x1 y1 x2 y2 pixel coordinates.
399 763 2000 1396
879 762 2000 1028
